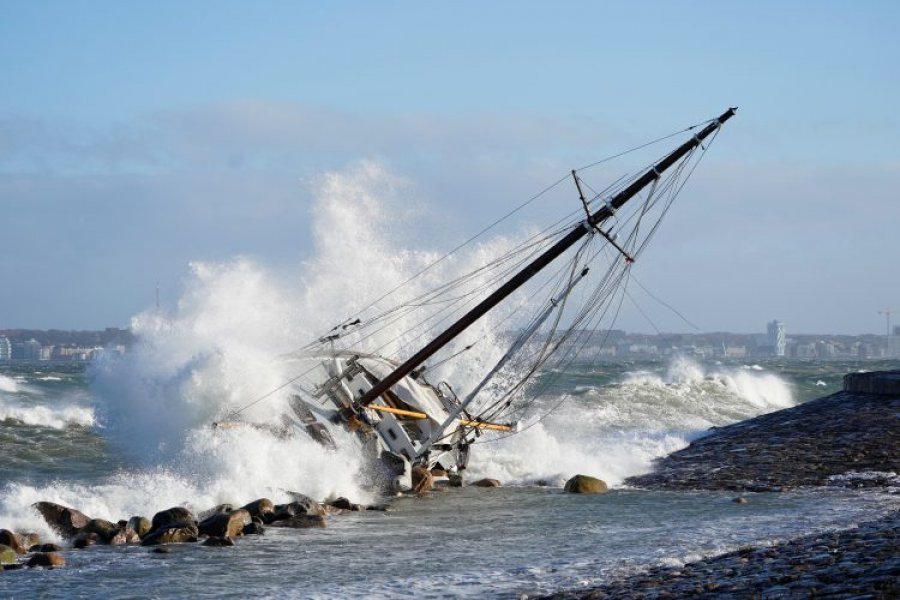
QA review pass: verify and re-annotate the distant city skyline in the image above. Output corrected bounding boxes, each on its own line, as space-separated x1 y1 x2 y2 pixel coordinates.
2 2 898 334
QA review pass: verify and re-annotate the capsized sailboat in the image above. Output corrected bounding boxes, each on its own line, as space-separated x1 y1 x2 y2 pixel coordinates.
224 108 737 491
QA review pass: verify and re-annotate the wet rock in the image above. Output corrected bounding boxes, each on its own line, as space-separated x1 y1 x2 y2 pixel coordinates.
327 497 354 510
151 547 172 554
242 522 265 535
197 504 234 522
151 507 195 531
733 497 749 504
447 473 464 487
564 474 608 494
127 516 152 539
0 530 27 555
201 536 235 547
366 504 389 512
411 465 434 494
18 532 41 549
198 509 251 538
0 544 18 565
26 552 65 568
268 515 327 529
83 518 122 543
270 496 325 522
32 501 91 539
241 498 275 521
140 522 199 546
73 532 101 549
32 543 63 553
471 478 502 488
430 468 448 477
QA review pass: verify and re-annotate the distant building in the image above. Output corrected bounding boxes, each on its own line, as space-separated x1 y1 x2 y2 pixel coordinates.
0 336 10 360
767 320 786 357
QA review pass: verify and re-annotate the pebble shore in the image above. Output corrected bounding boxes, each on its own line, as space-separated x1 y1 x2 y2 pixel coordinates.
539 370 900 599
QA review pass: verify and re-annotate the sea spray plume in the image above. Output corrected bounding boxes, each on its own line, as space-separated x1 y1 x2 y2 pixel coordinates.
88 161 526 503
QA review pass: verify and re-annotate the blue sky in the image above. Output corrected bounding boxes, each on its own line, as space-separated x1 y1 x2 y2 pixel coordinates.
1 1 898 334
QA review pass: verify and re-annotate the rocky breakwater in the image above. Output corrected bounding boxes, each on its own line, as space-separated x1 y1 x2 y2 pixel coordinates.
1 493 386 571
626 370 900 492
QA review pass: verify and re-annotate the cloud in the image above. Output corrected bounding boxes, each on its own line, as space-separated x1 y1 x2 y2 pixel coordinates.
1 103 898 333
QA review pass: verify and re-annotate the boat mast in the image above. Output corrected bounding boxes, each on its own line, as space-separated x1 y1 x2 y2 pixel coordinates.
357 107 737 408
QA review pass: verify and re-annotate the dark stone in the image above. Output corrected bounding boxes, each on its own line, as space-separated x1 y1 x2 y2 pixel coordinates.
127 516 152 539
26 552 64 568
241 498 275 520
471 478 502 488
0 530 27 555
83 518 122 543
197 504 234 522
733 497 749 504
564 474 609 494
198 509 251 538
73 532 100 549
270 497 325 522
201 536 235 547
328 497 354 510
31 502 91 539
32 543 63 553
242 522 265 535
140 522 199 546
151 547 172 554
267 515 327 529
151 507 195 532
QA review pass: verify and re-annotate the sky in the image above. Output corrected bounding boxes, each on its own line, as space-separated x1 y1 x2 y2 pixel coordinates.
1 1 898 335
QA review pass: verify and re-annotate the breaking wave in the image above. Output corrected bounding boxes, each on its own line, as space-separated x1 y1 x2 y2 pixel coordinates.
466 357 795 486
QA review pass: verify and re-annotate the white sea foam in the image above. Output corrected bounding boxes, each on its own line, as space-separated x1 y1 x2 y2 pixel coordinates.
467 357 795 486
0 396 95 429
0 374 18 393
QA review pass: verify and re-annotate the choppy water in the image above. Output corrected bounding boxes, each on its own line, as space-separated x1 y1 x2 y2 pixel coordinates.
2 357 899 598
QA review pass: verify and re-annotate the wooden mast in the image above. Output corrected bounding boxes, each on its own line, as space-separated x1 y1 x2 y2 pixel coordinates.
357 107 737 408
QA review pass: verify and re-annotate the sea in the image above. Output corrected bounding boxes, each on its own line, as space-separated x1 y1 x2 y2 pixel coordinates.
3 356 900 599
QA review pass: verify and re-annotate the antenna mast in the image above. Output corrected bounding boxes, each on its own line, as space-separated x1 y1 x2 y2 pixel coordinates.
356 107 738 408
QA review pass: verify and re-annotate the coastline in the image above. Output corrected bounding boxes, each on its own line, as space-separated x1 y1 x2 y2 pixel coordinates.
538 370 900 599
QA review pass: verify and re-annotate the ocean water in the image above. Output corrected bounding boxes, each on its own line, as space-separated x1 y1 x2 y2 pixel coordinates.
2 357 899 598
3 167 899 596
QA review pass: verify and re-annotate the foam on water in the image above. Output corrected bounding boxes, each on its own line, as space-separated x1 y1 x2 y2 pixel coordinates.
467 357 795 486
0 396 95 429
0 374 22 393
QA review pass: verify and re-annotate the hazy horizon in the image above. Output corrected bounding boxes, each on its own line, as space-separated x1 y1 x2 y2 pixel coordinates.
2 2 898 335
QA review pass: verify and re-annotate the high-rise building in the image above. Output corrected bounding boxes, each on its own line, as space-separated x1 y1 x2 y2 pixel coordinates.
767 320 786 357
0 336 10 360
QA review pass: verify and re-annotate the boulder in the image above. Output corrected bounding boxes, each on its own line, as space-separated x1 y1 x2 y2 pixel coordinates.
447 473 463 488
242 522 265 535
563 474 609 494
241 498 275 521
327 497 354 511
32 543 63 553
201 536 235 547
151 507 195 531
411 465 434 494
26 552 65 568
140 522 199 546
0 544 18 565
198 509 251 538
73 532 101 549
471 478 502 488
197 504 234 522
267 515 326 529
32 502 91 539
270 498 325 523
0 530 27 555
83 519 122 544
19 532 41 548
127 516 152 539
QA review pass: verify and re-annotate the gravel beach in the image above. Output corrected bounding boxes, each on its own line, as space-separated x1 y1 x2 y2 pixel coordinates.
538 370 900 599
